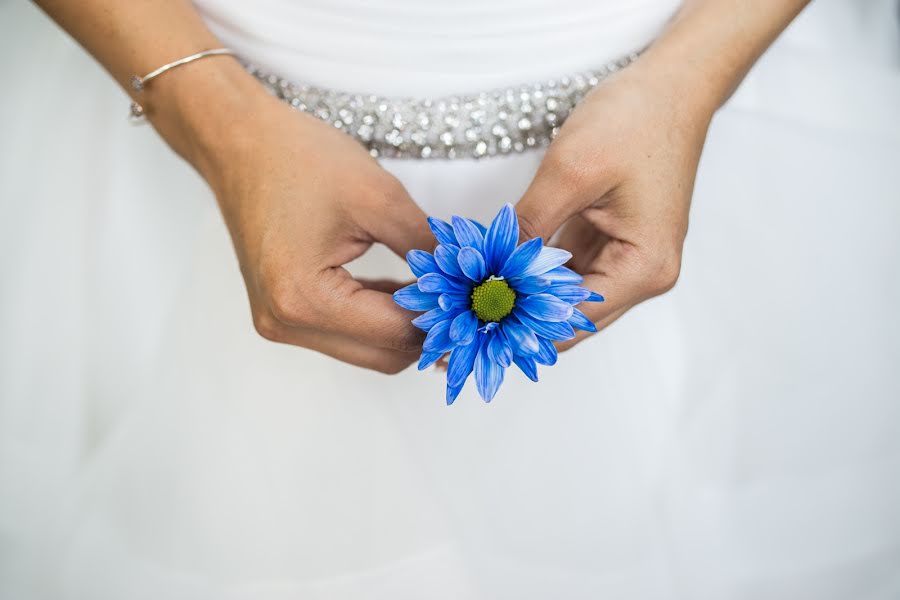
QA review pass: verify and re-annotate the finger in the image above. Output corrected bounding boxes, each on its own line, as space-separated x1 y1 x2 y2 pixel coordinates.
358 176 435 257
311 268 426 353
356 277 413 294
265 323 419 374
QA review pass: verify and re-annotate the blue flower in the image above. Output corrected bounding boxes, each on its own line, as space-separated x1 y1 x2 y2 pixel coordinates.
393 203 604 404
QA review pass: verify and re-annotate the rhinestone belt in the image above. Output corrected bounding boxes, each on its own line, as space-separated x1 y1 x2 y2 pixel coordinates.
248 50 640 160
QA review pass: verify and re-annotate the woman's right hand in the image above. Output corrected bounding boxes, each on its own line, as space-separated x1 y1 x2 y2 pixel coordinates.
157 59 434 373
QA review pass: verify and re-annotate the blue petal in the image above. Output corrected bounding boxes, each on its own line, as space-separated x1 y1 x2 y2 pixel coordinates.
446 381 465 406
451 216 484 252
516 293 574 322
394 283 439 311
513 354 539 382
447 332 481 388
535 337 558 366
487 331 513 368
519 247 572 278
418 351 444 370
548 285 592 304
501 319 540 355
412 307 463 331
449 310 478 345
457 247 487 282
499 237 543 278
439 293 470 311
510 276 551 294
544 265 583 284
434 244 467 280
472 220 488 236
587 291 605 302
423 319 457 353
418 272 465 294
568 307 598 333
406 250 438 278
513 309 576 341
427 217 457 246
484 204 519 273
475 336 505 402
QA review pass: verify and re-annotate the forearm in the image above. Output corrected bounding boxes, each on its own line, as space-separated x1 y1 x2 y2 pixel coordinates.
642 0 810 117
33 0 268 177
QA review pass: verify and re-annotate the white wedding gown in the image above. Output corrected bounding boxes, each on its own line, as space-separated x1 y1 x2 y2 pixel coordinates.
2 0 900 598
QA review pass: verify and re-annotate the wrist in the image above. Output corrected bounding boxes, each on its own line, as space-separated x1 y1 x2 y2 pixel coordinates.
143 56 273 184
639 0 809 117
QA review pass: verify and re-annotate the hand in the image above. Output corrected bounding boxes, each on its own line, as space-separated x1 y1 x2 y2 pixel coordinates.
514 58 714 349
190 73 434 373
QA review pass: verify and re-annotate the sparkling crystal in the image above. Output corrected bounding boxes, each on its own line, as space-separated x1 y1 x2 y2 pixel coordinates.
249 48 640 159
338 109 353 124
357 124 374 141
385 129 404 147
130 76 144 92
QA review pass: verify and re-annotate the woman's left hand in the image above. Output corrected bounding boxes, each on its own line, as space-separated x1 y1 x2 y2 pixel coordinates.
514 56 715 350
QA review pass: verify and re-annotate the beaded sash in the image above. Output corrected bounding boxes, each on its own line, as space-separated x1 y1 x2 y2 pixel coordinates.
248 50 639 160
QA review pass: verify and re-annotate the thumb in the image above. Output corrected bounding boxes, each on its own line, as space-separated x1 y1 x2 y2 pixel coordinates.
515 147 615 243
360 174 435 257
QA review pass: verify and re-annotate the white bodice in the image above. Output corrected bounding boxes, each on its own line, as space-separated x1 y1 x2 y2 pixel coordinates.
194 0 681 96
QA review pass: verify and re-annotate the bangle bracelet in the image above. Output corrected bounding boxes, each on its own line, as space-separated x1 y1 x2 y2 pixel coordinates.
129 48 236 121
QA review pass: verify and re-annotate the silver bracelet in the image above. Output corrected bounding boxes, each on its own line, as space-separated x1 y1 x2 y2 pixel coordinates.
129 48 236 120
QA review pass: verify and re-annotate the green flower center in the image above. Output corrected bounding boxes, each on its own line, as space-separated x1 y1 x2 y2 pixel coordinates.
471 277 516 322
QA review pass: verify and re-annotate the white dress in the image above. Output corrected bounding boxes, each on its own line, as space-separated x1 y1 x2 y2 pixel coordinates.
1 1 900 598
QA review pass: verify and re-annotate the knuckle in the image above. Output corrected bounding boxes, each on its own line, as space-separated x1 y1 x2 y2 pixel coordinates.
644 250 682 295
252 311 283 342
376 355 416 375
267 277 314 326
